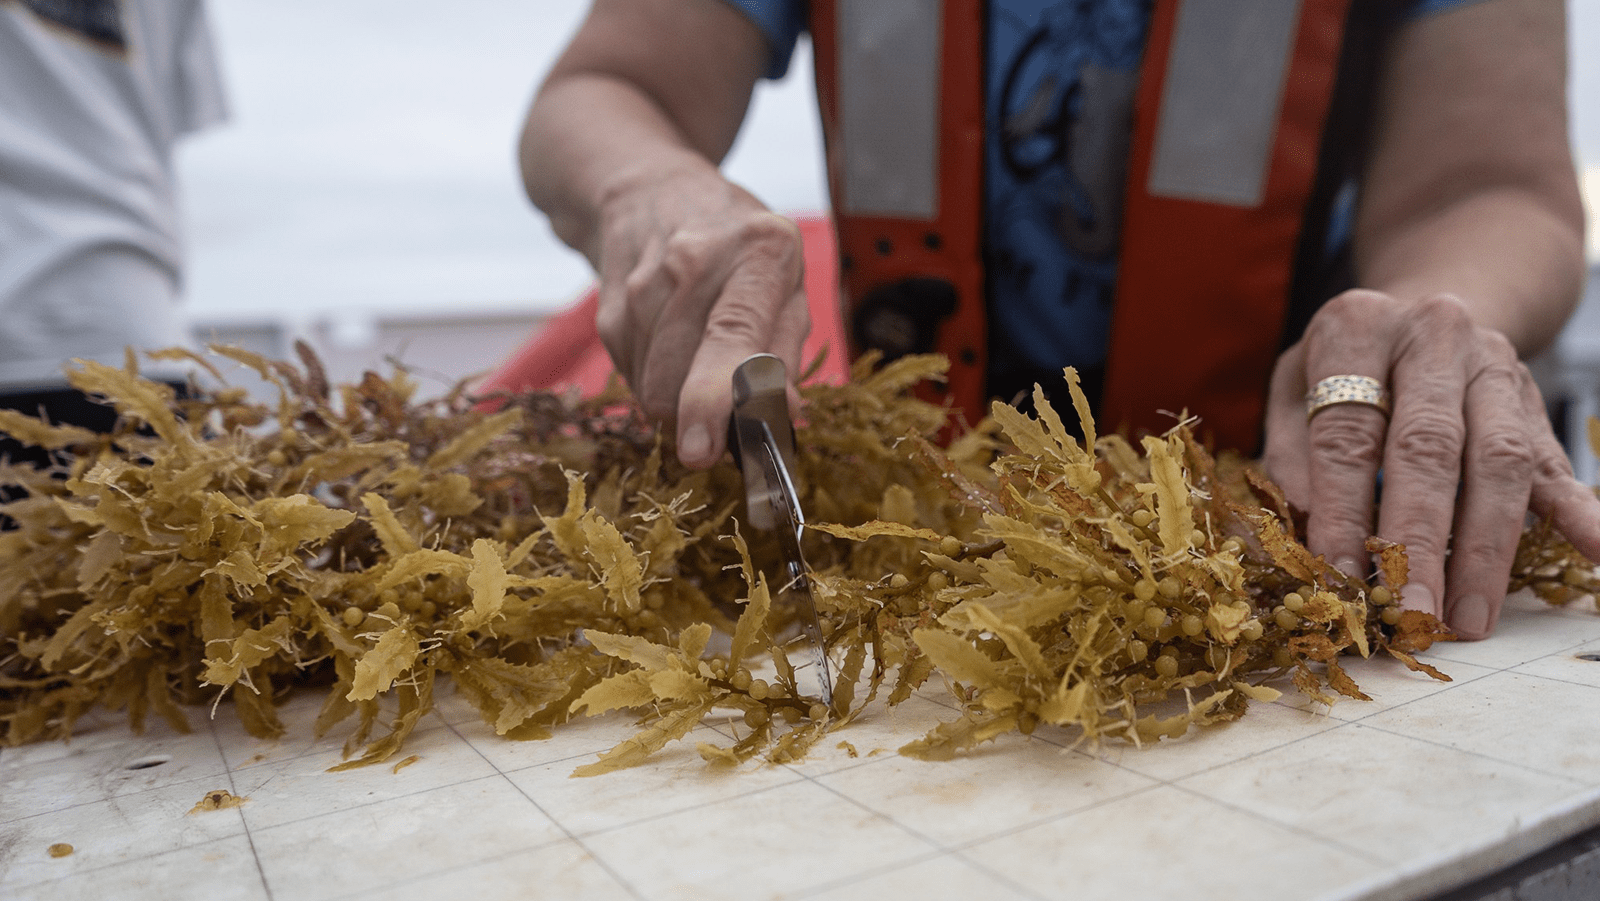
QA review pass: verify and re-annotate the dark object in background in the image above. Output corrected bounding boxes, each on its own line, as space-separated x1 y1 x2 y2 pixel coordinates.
0 388 122 473
0 384 186 528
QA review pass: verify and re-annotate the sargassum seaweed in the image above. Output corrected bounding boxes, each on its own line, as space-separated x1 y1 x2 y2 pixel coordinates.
0 346 1589 774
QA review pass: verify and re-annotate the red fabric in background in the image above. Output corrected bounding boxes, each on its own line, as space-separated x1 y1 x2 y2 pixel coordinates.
477 216 850 398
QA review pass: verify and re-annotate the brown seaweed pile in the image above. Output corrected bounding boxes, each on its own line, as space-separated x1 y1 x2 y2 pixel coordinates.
0 347 1589 774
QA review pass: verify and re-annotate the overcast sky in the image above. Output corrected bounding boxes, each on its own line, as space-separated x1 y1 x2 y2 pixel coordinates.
178 0 1600 322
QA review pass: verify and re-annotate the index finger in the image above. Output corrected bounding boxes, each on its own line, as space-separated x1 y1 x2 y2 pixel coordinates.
676 281 809 467
671 218 808 467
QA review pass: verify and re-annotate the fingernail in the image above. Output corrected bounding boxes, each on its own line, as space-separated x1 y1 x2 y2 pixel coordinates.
1332 556 1363 580
679 423 711 465
1400 584 1436 616
1451 595 1493 640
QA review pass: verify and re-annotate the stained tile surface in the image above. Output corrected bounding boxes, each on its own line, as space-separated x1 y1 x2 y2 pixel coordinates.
4 597 1600 901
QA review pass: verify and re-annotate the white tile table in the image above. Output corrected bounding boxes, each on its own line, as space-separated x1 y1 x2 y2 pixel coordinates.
4 589 1600 901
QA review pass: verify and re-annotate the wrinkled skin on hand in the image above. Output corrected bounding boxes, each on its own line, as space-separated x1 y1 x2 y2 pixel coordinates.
1261 289 1600 639
594 171 809 467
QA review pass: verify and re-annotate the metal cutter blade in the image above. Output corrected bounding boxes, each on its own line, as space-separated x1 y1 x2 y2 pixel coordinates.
731 354 834 703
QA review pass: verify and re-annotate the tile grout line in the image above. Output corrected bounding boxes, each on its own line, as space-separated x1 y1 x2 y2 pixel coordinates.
1 831 247 893
0 765 245 828
219 708 461 778
210 714 276 901
1275 638 1565 730
1133 706 1596 873
439 717 650 901
237 767 580 901
1116 702 1393 862
323 835 579 901
1054 659 1600 868
1497 663 1600 692
1062 715 1399 865
1351 717 1598 790
244 771 507 834
1087 704 1360 786
1163 777 1394 867
786 847 1009 901
734 685 1380 894
483 725 826 844
1319 657 1600 786
490 720 836 841
213 721 781 841
481 708 1043 900
1423 629 1600 675
1270 662 1498 730
932 762 1167 856
0 698 425 826
773 746 1080 901
938 779 1175 888
548 766 809 842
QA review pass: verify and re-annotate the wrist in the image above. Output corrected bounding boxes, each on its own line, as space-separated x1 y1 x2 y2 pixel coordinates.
594 150 724 221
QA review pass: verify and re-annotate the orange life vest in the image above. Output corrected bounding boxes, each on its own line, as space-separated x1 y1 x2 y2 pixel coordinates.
809 0 1372 452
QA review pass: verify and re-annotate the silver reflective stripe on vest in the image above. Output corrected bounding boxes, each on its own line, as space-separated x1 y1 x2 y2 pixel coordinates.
1147 0 1304 207
835 0 942 220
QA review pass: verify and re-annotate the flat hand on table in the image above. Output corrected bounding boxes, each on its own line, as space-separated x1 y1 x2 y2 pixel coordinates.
594 171 809 468
1262 289 1600 639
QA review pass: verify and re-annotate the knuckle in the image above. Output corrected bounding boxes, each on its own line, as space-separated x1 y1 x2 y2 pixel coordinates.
1384 534 1458 591
1469 427 1535 476
659 234 711 287
1387 409 1465 467
703 300 768 349
1301 290 1421 358
1310 505 1376 544
741 211 802 247
1449 534 1514 570
1304 292 1386 345
1320 288 1393 321
621 260 654 297
1411 293 1471 325
1382 523 1449 571
1532 444 1577 486
1308 414 1385 465
1473 327 1519 364
737 222 805 285
1397 296 1473 349
1476 360 1526 393
1298 326 1336 354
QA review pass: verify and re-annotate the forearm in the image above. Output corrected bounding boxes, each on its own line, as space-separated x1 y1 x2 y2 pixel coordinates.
1348 0 1582 358
517 0 768 271
519 74 722 267
1355 180 1585 356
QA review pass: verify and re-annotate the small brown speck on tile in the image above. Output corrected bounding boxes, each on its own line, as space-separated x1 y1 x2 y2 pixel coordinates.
188 789 248 814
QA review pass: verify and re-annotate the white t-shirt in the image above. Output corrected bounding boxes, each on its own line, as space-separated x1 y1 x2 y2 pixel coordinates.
0 0 227 391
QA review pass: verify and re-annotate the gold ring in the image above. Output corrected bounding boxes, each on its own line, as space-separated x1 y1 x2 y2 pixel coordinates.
1306 374 1391 421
